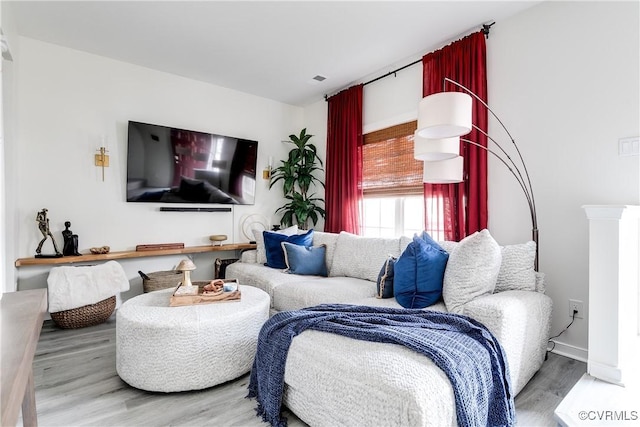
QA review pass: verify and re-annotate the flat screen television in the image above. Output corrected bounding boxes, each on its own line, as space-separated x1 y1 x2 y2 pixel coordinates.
126 121 258 205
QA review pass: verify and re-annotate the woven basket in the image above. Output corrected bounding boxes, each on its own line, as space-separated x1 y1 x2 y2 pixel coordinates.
143 270 182 293
50 296 116 329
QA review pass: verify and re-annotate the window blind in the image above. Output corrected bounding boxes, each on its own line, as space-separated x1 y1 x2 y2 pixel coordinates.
362 121 423 196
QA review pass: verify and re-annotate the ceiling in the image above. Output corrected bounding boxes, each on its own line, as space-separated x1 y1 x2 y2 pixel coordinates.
8 1 540 107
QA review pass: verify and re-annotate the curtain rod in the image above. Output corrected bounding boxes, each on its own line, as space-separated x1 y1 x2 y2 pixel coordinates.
324 22 495 102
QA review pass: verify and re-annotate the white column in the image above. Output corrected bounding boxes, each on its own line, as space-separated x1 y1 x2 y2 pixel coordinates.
583 205 640 386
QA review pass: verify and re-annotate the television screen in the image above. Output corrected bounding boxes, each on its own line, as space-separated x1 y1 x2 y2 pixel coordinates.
126 121 258 205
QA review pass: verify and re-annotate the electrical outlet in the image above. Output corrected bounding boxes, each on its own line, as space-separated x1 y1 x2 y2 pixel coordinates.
569 299 584 319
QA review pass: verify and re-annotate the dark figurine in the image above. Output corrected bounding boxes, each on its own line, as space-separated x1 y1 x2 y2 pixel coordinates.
35 208 62 257
62 221 81 256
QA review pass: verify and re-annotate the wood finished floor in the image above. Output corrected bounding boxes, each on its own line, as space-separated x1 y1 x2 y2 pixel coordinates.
24 316 586 427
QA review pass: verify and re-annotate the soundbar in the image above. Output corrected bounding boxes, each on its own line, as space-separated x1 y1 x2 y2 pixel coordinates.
159 207 232 212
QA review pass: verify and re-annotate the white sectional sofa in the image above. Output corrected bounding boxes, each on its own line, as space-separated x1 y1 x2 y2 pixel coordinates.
226 230 552 426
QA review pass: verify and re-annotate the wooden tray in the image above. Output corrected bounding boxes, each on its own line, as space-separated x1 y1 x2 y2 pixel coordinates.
169 279 241 307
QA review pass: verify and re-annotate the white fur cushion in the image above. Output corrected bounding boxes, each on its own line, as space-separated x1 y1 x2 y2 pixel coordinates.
442 229 501 314
494 241 537 292
253 225 298 264
329 232 401 282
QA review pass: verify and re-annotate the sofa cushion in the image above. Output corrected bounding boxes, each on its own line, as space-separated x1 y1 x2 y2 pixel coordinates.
311 231 339 272
253 225 298 264
282 243 328 277
494 241 537 292
272 276 375 312
438 240 459 254
225 261 324 309
534 272 546 294
264 229 314 269
376 256 397 299
394 232 449 309
442 229 501 314
330 232 401 282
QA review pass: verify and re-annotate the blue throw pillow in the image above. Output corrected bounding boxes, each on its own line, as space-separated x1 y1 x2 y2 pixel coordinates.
264 229 314 269
376 256 396 298
394 231 449 308
282 242 328 276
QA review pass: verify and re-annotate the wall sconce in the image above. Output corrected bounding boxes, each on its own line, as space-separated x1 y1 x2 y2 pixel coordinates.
95 147 110 181
263 156 273 180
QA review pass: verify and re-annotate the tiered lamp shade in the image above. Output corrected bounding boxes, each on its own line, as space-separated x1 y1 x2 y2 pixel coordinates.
414 134 459 161
416 92 473 139
422 156 464 183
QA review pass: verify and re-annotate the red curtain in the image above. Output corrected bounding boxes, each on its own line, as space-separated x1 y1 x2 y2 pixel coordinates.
325 84 363 234
422 31 488 241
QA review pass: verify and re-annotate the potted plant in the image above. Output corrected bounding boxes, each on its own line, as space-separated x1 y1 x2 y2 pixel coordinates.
270 129 326 229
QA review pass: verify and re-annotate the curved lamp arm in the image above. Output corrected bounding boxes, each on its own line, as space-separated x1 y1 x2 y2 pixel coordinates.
443 78 539 270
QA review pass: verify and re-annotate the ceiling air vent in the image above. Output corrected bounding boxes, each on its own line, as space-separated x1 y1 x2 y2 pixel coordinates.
312 75 327 82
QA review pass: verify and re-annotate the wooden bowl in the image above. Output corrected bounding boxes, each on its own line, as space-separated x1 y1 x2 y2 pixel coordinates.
209 235 227 246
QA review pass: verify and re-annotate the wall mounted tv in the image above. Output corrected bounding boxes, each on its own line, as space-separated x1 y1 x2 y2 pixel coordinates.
126 121 258 205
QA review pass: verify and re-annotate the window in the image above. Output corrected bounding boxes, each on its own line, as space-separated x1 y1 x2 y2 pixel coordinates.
361 121 428 238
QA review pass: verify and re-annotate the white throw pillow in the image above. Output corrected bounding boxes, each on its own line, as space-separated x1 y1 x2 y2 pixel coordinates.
534 271 546 294
329 232 401 282
438 240 459 254
494 241 537 292
253 225 298 264
442 229 502 314
312 231 340 272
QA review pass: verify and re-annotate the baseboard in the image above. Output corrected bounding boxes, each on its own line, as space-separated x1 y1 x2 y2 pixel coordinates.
548 340 588 363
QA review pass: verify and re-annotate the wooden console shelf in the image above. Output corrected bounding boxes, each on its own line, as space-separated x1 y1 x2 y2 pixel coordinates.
14 243 256 267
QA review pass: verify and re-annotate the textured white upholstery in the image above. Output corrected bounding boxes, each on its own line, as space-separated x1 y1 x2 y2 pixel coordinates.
330 232 401 281
272 277 375 312
442 230 502 314
116 286 269 392
495 241 537 292
226 259 324 309
282 290 552 427
462 290 553 394
311 231 340 272
228 230 551 425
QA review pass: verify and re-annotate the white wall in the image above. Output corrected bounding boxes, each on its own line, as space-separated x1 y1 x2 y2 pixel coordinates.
305 1 639 360
1 2 18 296
10 37 302 293
487 1 639 361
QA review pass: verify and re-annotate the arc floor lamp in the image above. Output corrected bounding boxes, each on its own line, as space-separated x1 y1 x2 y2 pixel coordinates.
414 78 539 270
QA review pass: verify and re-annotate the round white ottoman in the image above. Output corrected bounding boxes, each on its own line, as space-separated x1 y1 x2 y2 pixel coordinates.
116 285 269 392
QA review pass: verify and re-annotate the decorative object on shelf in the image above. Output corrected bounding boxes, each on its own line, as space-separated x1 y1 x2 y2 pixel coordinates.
270 128 326 229
415 78 538 269
94 146 110 182
136 242 185 251
175 259 197 293
240 213 269 241
62 221 81 256
209 234 227 246
35 208 63 258
89 246 110 254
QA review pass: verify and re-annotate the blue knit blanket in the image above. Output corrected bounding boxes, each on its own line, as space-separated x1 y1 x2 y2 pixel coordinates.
247 304 515 427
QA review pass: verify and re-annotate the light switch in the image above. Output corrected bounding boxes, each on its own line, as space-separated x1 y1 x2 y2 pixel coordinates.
618 136 639 156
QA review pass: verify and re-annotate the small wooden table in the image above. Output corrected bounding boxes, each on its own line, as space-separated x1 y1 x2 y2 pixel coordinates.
1 289 48 427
